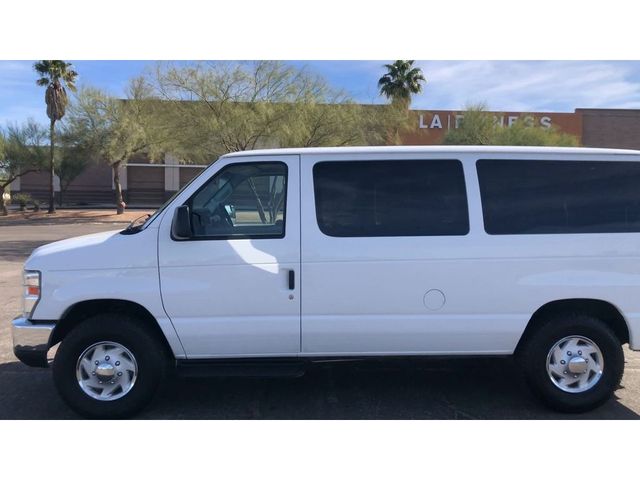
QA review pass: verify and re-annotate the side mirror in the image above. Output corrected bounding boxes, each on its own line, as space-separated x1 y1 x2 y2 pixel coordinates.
171 205 192 239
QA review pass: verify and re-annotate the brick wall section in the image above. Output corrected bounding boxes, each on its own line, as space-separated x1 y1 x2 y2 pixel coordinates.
578 109 640 149
63 163 113 205
126 165 165 206
179 167 203 188
18 163 114 205
401 110 583 145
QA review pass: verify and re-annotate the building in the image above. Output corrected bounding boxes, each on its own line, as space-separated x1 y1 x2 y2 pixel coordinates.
10 107 640 207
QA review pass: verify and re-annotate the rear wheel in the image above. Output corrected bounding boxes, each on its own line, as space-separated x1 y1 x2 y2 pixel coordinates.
53 314 169 419
519 313 624 413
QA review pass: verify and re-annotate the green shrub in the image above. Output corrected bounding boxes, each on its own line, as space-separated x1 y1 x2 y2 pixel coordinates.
444 104 580 147
12 193 32 211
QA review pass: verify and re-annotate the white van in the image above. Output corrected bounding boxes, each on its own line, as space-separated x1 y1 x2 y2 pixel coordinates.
12 146 640 418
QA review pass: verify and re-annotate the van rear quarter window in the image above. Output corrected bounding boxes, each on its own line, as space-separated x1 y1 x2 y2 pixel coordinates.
313 159 469 237
477 159 640 235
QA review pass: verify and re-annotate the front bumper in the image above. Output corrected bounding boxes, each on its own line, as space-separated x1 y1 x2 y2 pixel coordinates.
12 317 55 368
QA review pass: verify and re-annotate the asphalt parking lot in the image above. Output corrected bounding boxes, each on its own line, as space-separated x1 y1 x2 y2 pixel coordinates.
1 218 639 419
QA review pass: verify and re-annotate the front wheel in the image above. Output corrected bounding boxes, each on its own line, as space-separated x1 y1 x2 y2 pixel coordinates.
53 314 168 419
519 313 624 413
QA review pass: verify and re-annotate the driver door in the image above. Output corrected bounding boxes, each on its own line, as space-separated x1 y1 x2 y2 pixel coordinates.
158 155 300 358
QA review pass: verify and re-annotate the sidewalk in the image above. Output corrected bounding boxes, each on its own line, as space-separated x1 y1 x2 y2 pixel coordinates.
0 208 155 226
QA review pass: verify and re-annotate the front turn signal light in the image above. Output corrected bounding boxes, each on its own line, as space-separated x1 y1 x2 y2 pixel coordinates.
23 270 41 318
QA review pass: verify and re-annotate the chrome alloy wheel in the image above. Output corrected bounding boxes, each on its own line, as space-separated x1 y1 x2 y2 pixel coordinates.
76 341 138 401
546 336 604 393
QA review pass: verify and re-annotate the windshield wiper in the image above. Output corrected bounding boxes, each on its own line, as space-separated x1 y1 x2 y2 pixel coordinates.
122 213 151 234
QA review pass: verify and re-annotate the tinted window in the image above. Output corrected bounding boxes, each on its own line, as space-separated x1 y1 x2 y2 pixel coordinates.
188 162 287 239
477 159 640 234
313 160 469 237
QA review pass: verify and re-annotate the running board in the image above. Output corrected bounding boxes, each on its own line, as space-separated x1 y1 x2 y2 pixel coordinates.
176 358 307 378
175 354 511 378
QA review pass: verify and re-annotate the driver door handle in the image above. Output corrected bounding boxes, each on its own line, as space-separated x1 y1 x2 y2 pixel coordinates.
288 270 295 290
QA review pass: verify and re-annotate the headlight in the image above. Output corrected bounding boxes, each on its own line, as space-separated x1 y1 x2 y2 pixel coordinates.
23 270 41 318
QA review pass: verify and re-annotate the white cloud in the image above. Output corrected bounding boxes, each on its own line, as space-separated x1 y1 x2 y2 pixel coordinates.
410 61 640 112
0 61 31 73
0 60 35 88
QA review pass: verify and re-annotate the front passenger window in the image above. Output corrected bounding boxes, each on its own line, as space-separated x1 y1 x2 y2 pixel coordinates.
188 162 287 239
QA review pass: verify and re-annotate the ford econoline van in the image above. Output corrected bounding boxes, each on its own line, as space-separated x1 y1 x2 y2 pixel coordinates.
12 146 640 418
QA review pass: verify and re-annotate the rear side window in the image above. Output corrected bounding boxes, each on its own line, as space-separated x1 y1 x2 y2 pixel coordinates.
313 160 469 237
477 159 640 234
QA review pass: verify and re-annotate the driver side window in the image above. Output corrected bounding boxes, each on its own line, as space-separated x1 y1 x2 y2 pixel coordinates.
188 162 288 239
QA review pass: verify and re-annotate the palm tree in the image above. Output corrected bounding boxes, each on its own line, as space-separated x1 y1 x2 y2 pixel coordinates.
378 60 426 108
34 60 78 213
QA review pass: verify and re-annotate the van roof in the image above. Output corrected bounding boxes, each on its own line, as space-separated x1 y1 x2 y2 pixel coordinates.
222 145 640 158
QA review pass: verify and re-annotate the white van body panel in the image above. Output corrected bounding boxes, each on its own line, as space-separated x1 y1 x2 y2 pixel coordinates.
157 154 301 358
299 150 640 354
24 225 186 358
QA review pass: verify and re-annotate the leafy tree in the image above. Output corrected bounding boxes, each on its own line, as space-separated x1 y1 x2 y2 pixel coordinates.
277 97 381 148
147 61 394 158
442 105 497 145
34 60 78 214
378 60 426 108
64 83 166 214
55 146 90 207
444 104 579 146
495 119 579 146
0 120 48 216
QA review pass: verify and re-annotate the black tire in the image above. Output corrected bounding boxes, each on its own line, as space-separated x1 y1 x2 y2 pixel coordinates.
518 313 624 413
53 314 169 419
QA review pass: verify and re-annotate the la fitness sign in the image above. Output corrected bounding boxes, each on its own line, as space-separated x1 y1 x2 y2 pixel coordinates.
418 112 553 130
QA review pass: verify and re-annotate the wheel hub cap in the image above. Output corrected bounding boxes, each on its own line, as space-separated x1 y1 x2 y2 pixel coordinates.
76 341 138 401
546 335 604 394
567 356 588 374
95 362 116 382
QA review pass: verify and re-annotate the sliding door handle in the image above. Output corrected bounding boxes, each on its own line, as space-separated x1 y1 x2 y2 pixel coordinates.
288 270 295 290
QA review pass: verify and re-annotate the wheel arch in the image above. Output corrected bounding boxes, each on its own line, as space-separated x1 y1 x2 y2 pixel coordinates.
515 298 630 354
50 299 175 361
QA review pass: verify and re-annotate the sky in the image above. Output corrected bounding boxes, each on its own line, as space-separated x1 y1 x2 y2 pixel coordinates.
3 60 640 126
